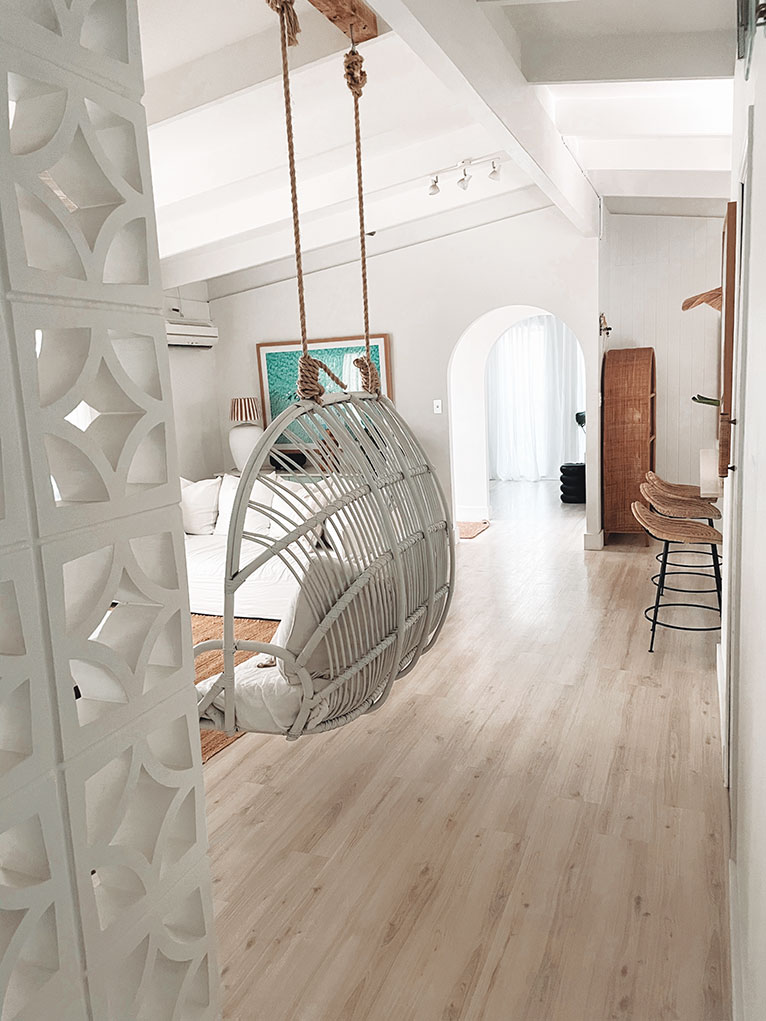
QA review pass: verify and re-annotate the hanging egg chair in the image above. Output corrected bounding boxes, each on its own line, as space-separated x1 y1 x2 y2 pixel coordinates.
195 0 454 739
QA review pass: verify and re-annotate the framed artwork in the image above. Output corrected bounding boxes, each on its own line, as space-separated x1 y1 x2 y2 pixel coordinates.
256 334 392 427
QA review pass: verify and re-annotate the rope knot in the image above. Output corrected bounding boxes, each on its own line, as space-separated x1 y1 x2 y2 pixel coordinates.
354 355 381 395
266 0 301 46
344 49 367 99
298 353 348 403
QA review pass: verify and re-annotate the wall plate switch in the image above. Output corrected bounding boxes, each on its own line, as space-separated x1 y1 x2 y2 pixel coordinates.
433 399 442 415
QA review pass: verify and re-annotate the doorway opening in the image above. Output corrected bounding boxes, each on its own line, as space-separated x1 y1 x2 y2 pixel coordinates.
448 304 598 542
486 314 585 522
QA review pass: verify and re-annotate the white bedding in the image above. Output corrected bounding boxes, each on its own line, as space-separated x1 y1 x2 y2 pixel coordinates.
185 534 300 619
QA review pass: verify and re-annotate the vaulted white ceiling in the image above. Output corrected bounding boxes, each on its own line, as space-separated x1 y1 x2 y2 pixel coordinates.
137 0 737 288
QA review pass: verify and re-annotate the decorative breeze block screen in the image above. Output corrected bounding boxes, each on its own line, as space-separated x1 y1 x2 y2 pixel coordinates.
0 4 219 1018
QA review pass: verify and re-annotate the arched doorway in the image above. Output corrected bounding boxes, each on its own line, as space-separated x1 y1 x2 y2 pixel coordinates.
448 305 602 546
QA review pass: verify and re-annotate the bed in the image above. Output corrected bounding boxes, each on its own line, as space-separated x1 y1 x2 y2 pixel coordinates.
185 533 299 619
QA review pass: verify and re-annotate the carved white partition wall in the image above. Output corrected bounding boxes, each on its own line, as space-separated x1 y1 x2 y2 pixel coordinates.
0 4 219 1018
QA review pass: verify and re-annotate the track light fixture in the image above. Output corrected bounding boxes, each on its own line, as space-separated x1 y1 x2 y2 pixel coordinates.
426 155 503 197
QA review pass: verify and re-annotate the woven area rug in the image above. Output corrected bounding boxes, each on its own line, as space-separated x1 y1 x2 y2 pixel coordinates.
192 614 279 763
458 520 490 540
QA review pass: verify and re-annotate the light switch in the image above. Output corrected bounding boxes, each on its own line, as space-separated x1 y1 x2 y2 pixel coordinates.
433 399 442 415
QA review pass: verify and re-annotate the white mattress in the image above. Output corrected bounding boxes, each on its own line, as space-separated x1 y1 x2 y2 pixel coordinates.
185 534 300 619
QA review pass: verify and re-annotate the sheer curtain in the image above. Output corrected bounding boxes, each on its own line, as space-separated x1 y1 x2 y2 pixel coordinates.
486 315 586 481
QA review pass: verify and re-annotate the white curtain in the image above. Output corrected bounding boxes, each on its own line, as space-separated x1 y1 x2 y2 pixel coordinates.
486 315 586 482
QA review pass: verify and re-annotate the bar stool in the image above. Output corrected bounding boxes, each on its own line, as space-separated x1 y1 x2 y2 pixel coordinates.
639 481 722 609
631 501 722 652
645 471 703 501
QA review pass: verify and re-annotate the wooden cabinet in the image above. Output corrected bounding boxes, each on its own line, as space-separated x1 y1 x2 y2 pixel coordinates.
602 347 656 539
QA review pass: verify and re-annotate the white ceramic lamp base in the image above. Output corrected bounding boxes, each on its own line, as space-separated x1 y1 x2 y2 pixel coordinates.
229 423 264 472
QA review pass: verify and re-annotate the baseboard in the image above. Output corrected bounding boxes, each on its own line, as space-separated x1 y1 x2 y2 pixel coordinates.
584 530 604 551
729 858 744 1021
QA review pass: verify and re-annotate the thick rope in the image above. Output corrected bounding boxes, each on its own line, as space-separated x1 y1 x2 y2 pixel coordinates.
267 0 346 401
266 0 300 46
345 48 381 395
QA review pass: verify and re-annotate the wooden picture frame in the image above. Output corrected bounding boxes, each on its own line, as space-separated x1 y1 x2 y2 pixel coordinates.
256 334 392 429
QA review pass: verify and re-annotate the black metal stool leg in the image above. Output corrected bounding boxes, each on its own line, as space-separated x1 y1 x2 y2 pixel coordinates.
650 540 670 652
711 542 722 610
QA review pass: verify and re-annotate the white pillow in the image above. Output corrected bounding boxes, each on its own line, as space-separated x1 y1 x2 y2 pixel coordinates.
214 473 274 537
179 477 221 535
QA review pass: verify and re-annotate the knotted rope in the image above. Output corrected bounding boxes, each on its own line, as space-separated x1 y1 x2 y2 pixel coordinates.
266 0 346 402
344 45 381 395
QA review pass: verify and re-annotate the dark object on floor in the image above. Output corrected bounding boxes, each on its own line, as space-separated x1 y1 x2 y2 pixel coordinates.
575 410 586 430
560 462 585 503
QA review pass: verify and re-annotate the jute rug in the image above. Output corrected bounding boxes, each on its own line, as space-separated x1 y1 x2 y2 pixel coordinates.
458 520 490 540
192 614 279 763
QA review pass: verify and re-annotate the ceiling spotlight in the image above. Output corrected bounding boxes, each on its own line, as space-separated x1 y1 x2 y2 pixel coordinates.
488 160 501 182
428 175 440 196
457 168 472 191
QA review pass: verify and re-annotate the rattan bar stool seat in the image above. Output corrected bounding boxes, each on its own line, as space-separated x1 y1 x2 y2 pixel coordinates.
631 501 722 544
645 471 703 501
639 482 722 521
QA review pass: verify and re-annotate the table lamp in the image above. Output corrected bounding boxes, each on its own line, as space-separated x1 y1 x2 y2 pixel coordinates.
229 396 264 471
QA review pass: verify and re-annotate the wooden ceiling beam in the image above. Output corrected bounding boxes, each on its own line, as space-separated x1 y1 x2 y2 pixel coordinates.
305 0 378 42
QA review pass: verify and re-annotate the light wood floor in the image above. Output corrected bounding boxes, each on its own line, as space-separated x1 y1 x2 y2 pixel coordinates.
204 481 731 1021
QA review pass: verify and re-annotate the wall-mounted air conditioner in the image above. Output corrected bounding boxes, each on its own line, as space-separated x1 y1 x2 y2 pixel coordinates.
166 318 219 348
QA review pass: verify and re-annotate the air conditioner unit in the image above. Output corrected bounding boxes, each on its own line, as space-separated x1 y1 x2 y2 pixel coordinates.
166 318 219 348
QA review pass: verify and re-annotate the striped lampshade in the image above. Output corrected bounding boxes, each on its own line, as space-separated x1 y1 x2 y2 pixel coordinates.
230 396 261 423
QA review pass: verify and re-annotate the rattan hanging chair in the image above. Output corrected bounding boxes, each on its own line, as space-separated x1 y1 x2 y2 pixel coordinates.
196 392 453 738
195 0 454 738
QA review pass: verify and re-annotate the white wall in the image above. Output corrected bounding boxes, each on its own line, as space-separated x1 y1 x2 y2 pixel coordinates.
600 210 724 486
206 205 599 532
164 282 224 478
727 36 766 1021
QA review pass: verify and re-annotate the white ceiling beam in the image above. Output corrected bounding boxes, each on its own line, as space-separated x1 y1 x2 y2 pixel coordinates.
196 185 551 295
367 0 600 235
550 89 733 139
144 4 350 126
522 31 734 84
571 136 732 173
589 169 731 200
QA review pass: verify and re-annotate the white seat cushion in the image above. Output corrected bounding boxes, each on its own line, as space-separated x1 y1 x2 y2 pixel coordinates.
197 655 302 734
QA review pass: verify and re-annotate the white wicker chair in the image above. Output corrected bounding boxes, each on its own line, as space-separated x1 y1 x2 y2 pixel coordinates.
195 391 454 739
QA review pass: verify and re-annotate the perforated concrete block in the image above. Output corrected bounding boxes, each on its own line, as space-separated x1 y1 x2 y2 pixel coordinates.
12 302 179 535
40 507 193 758
86 854 219 1021
0 51 161 306
0 314 31 552
0 549 57 803
0 775 90 1020
0 0 143 96
62 689 208 962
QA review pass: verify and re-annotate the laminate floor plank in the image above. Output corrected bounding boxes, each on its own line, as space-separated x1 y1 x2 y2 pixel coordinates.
203 481 731 1020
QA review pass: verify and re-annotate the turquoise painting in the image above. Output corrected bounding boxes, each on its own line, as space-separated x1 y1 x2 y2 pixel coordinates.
258 337 389 444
